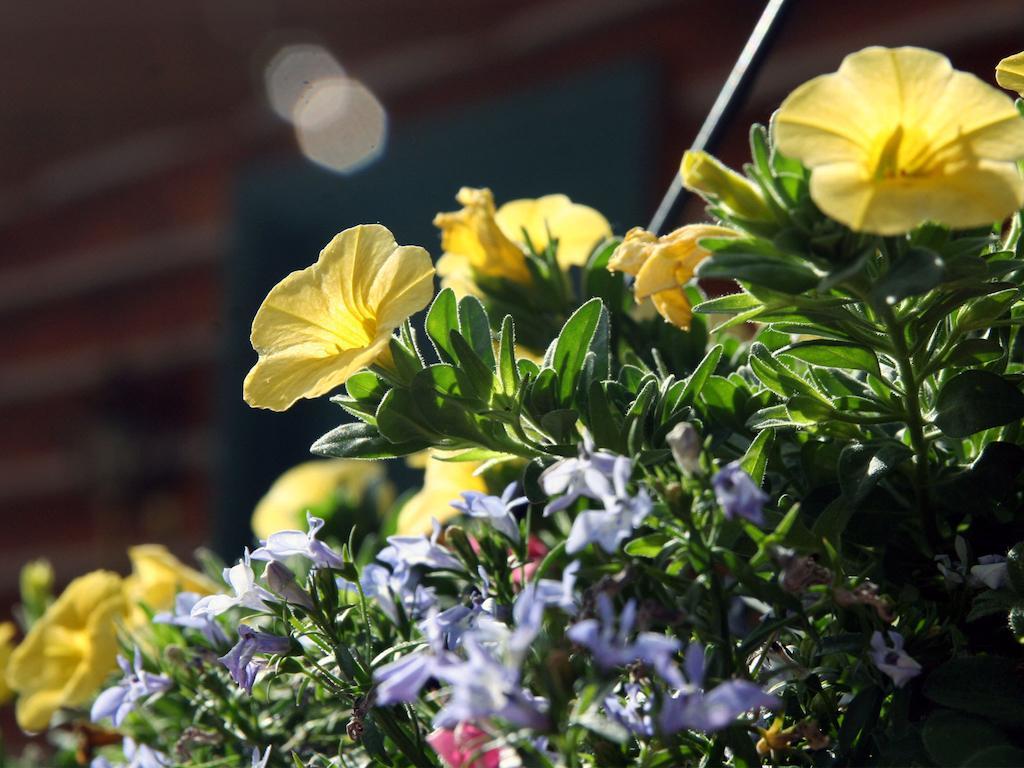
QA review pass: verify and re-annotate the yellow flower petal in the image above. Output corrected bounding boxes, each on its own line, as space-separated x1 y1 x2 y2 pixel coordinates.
244 224 435 411
496 194 611 269
124 545 218 626
252 459 389 539
776 46 1024 235
610 225 736 331
396 451 487 535
7 571 125 732
996 51 1024 97
434 188 531 287
0 622 16 705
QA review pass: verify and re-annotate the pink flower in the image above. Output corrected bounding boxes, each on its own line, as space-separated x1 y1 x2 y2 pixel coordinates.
427 723 501 768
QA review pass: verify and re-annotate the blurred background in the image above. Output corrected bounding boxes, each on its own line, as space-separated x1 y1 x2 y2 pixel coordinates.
2 0 1021 622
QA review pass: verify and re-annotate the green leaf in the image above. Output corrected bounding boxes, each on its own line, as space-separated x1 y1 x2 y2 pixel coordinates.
739 428 774 486
934 370 1024 437
310 421 428 459
448 330 494 400
425 287 459 362
375 388 441 443
697 242 819 294
496 314 519 395
957 287 1019 331
550 298 606 406
346 370 387 401
963 747 1024 767
779 340 881 378
871 246 945 305
624 533 670 558
922 710 1010 768
692 291 762 315
838 685 883 755
670 344 722 410
457 295 495 369
924 656 1024 724
838 441 912 508
967 589 1021 622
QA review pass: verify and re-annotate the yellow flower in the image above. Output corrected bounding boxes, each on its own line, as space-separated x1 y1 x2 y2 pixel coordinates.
681 150 773 222
252 459 391 539
608 225 736 330
396 451 487 535
0 622 16 705
124 545 218 624
243 224 435 412
6 571 125 732
996 51 1024 96
775 46 1024 235
433 188 611 295
496 194 611 268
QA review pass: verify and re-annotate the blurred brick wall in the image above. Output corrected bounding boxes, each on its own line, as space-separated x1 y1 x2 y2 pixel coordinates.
0 0 1020 608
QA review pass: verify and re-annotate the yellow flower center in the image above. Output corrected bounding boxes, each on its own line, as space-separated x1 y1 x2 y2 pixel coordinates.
330 311 377 352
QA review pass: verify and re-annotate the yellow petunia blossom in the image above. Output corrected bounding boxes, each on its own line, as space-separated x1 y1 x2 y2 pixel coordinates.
433 188 611 295
0 622 16 705
6 570 125 732
996 51 1024 97
124 544 218 625
396 451 487 535
608 225 737 330
251 459 391 539
775 46 1024 235
243 224 436 412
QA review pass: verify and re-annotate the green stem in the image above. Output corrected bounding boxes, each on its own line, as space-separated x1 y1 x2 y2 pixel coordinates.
882 307 939 551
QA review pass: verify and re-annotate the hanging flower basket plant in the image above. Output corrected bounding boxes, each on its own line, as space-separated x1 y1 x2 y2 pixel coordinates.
7 35 1024 768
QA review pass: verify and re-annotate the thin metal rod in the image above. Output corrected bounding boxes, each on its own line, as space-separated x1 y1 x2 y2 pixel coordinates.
647 0 793 234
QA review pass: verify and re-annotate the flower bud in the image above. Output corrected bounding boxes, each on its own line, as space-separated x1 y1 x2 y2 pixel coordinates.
666 422 702 474
266 561 314 610
19 558 54 624
996 51 1024 97
680 150 773 222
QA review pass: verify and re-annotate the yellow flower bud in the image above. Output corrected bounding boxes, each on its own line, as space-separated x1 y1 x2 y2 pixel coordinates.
681 150 773 222
996 50 1024 97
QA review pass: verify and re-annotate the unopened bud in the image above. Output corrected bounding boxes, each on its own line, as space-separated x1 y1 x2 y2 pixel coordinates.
681 150 773 223
266 561 314 610
666 422 702 474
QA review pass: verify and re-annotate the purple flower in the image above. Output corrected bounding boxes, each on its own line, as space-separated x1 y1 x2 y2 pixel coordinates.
191 550 274 619
712 462 768 526
91 648 172 726
869 631 921 688
251 746 271 768
659 644 778 734
251 512 344 569
564 456 651 555
433 635 548 730
515 561 580 618
91 738 171 768
540 431 621 515
567 595 682 685
219 625 291 694
153 592 229 646
378 520 463 572
605 683 653 737
358 562 438 624
264 560 315 610
971 555 1009 590
452 483 527 543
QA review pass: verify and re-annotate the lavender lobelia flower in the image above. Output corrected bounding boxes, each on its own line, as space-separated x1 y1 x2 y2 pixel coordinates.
566 457 652 554
378 520 463 572
153 591 229 646
666 421 702 474
659 644 779 734
251 746 271 768
869 631 922 688
451 482 527 543
264 560 315 610
91 647 172 726
251 512 344 569
91 738 172 768
374 608 455 705
970 555 1009 590
514 560 580 619
712 461 769 526
605 682 654 737
191 549 274 619
219 624 291 694
359 562 438 624
540 431 621 515
433 634 548 731
567 595 682 686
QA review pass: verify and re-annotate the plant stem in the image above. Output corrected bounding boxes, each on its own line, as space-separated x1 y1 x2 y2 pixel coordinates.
881 307 939 551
